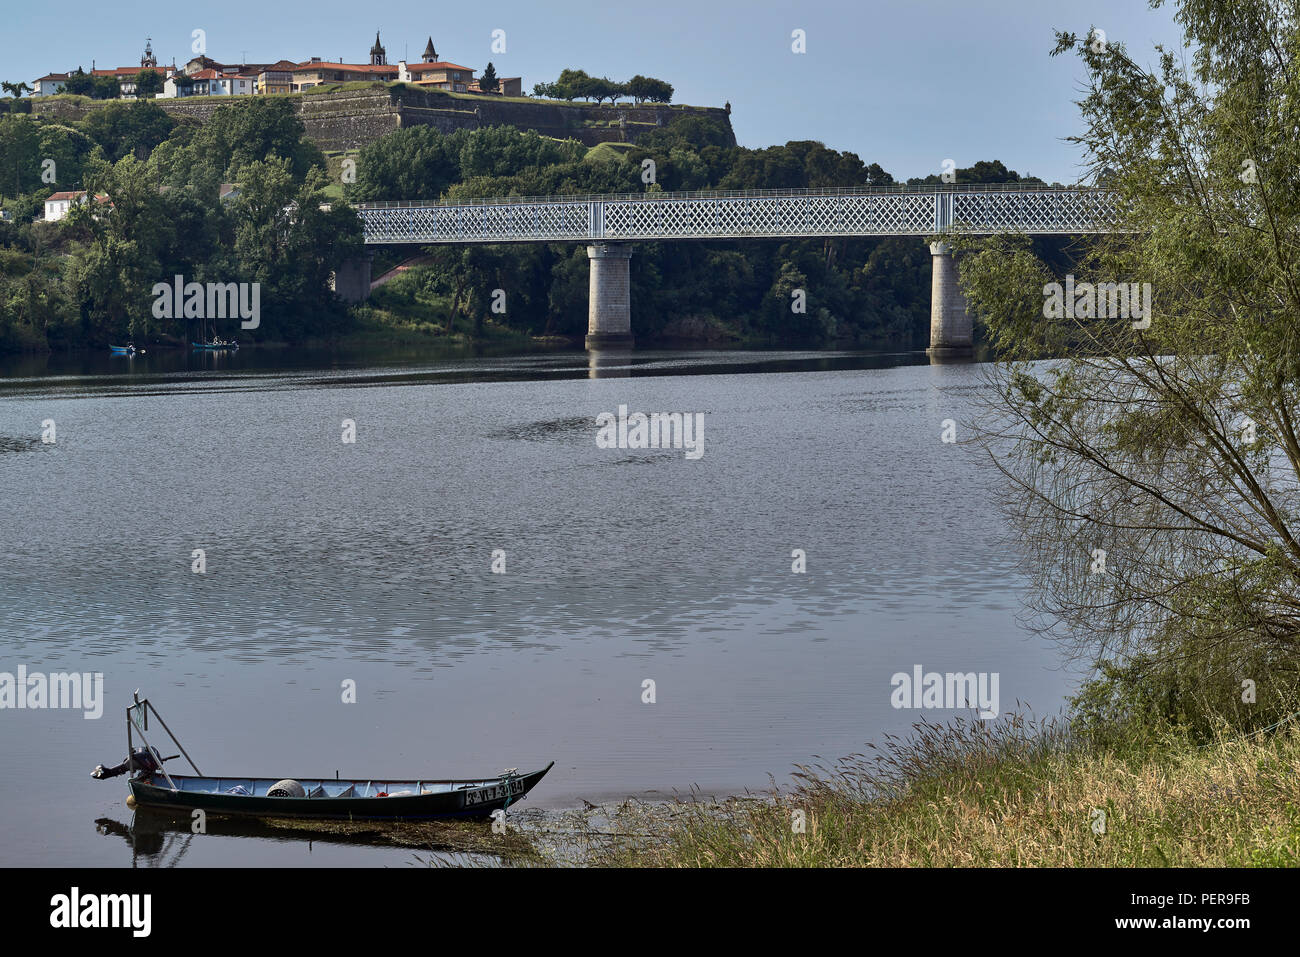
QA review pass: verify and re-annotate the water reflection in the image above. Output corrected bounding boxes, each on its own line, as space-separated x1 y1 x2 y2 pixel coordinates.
95 812 509 867
587 347 633 378
95 816 194 866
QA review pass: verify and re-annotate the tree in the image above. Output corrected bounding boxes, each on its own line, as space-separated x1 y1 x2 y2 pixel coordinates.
133 70 163 99
626 75 673 104
479 62 499 94
646 79 673 104
67 153 172 341
159 97 324 186
457 126 584 179
0 117 44 199
61 70 92 97
231 160 362 339
552 69 592 101
348 125 469 202
80 100 175 162
957 0 1300 728
1 81 31 98
63 69 121 100
588 77 626 105
38 123 99 191
907 158 1043 187
539 69 671 104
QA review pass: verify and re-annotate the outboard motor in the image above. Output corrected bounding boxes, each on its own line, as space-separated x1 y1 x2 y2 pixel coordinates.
92 746 164 780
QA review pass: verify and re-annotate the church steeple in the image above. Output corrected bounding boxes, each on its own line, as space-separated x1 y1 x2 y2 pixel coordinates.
141 37 157 69
370 31 387 65
421 36 437 63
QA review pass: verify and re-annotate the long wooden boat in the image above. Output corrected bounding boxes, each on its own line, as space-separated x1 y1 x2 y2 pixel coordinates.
126 766 554 820
191 340 238 351
94 694 553 821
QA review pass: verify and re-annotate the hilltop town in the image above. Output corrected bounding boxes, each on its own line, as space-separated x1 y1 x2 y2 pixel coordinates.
6 33 716 158
28 33 520 100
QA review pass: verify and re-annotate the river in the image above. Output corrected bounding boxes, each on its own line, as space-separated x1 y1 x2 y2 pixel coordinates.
0 345 1080 866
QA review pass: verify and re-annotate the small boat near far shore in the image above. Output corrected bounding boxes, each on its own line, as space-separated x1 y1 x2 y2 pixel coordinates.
109 344 142 356
191 339 238 351
92 693 553 821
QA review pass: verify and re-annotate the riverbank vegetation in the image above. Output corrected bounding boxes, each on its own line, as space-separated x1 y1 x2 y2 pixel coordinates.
582 707 1300 867
0 98 358 350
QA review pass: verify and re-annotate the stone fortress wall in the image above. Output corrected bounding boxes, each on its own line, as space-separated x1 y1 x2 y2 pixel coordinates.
30 85 736 153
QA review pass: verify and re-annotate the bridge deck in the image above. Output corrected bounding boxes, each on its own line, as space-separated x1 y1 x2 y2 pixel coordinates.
357 185 1114 245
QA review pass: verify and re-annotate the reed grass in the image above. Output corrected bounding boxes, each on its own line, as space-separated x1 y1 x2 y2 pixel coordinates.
589 713 1300 867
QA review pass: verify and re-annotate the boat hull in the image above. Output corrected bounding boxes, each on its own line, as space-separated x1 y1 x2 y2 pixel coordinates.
127 762 553 821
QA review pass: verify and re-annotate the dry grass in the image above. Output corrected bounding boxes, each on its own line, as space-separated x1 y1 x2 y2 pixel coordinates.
591 714 1300 867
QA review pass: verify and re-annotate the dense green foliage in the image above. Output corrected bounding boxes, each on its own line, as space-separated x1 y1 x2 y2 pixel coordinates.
133 69 164 99
62 68 121 100
0 98 360 350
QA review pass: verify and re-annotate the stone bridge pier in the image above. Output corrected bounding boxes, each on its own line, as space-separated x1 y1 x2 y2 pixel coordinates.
585 243 634 349
333 254 373 304
926 241 973 360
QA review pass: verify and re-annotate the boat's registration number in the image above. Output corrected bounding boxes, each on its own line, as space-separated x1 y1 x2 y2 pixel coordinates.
463 779 523 806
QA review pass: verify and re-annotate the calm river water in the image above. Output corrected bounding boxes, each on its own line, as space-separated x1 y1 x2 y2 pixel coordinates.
0 345 1081 866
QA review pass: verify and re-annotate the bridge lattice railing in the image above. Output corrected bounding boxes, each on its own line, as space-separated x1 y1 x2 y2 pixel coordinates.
357 186 1117 244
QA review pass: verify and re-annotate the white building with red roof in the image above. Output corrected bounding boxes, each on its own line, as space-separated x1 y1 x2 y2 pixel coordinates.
31 73 70 96
43 191 110 222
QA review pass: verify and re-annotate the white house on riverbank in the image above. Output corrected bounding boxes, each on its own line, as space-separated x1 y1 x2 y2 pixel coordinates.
43 190 110 221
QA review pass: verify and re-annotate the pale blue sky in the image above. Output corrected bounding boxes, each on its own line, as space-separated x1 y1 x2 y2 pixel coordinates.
3 0 1186 183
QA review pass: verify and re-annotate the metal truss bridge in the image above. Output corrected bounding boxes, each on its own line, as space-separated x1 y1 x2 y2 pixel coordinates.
356 184 1115 245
